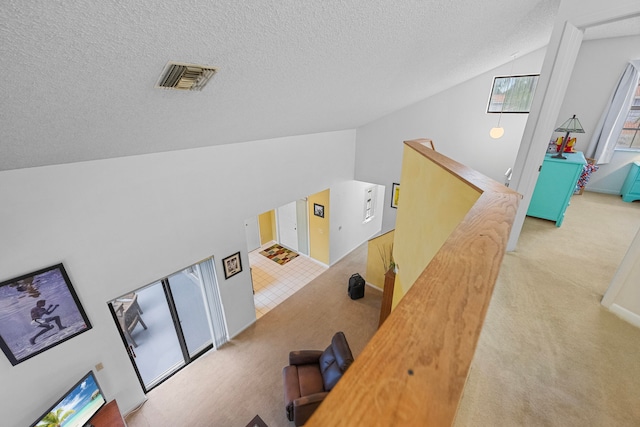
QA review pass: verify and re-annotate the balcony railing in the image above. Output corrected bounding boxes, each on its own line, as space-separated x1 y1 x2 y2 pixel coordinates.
306 139 521 426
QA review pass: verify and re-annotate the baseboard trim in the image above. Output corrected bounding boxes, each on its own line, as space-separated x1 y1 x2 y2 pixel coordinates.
228 318 256 340
584 188 620 195
365 281 383 292
329 248 355 266
298 252 329 268
608 303 640 329
122 396 149 418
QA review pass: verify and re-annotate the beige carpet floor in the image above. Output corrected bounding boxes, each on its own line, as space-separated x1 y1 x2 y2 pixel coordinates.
126 192 640 427
125 243 382 427
455 191 640 426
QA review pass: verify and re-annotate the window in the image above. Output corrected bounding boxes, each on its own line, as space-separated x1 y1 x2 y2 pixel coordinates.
616 81 640 149
364 186 376 222
487 74 539 113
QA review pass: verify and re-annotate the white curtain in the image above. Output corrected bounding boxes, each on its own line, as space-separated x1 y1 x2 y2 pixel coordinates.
198 258 229 349
586 60 640 164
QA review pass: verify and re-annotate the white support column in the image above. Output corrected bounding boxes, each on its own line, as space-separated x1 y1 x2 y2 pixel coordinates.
507 21 584 251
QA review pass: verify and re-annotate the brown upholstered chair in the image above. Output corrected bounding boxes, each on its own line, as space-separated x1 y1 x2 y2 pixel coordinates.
282 332 354 426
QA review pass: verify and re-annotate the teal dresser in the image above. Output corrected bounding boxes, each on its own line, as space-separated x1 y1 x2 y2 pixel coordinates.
527 151 586 227
620 161 640 202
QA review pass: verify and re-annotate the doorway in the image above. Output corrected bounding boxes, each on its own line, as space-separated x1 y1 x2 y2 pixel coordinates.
277 201 299 252
275 199 309 255
246 199 325 318
248 243 327 319
109 258 226 392
244 216 260 252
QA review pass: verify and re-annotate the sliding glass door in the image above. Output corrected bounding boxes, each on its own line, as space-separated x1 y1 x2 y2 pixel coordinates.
109 257 227 392
130 280 187 389
167 267 212 358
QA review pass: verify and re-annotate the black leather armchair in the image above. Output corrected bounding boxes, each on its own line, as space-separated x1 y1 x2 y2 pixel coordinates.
282 332 354 426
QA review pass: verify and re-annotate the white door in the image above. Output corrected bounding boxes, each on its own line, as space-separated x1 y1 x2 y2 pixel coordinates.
277 202 298 252
244 216 260 252
296 199 309 255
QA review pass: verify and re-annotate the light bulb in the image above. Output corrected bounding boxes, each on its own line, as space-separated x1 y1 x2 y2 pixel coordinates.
490 127 504 139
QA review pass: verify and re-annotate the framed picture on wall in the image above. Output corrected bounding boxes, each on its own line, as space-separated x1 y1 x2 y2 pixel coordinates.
313 203 325 218
222 252 243 279
391 183 400 208
0 263 92 366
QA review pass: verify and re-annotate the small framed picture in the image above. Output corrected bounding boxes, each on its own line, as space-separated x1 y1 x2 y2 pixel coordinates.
222 252 242 279
0 263 92 366
391 183 400 209
313 203 325 218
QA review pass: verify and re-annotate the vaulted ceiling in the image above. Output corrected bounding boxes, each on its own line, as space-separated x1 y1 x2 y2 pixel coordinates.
1 0 565 171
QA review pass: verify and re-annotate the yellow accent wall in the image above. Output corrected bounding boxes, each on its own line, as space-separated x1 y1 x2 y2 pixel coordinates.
258 210 276 245
365 230 395 290
392 146 481 308
308 189 330 265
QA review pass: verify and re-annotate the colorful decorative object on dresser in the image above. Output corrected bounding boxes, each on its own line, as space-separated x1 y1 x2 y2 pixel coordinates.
554 136 577 153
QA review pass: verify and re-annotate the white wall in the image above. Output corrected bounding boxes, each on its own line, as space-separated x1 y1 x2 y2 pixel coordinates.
556 34 640 194
500 0 640 317
0 129 356 427
329 181 385 264
355 49 546 232
506 0 640 250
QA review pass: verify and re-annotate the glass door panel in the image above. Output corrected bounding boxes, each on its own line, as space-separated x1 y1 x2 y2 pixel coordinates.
129 282 185 389
109 281 186 391
109 257 224 393
167 267 213 358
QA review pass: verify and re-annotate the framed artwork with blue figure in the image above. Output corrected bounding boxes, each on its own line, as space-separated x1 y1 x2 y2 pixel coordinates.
0 263 92 365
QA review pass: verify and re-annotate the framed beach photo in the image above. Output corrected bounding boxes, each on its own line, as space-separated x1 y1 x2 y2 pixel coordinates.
0 263 92 366
222 252 243 279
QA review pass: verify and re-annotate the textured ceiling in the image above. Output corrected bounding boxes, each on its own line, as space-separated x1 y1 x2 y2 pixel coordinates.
0 0 563 171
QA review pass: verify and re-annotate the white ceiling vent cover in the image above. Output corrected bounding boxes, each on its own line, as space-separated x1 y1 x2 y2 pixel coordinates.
156 62 217 91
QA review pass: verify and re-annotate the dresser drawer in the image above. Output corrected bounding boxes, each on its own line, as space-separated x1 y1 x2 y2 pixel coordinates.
527 151 586 226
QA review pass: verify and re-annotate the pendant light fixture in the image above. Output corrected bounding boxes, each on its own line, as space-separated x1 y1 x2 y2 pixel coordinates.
489 122 505 139
490 53 517 139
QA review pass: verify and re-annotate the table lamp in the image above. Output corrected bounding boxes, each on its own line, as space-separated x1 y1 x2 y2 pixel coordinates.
552 114 585 159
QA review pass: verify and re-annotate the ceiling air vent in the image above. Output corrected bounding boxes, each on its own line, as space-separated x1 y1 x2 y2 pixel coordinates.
156 62 217 91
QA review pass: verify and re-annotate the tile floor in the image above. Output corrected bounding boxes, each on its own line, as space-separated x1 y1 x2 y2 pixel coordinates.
249 241 327 319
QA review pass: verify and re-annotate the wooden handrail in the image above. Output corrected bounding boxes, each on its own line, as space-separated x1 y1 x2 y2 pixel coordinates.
306 139 521 426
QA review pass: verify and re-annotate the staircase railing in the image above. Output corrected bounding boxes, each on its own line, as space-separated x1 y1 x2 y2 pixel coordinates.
306 139 521 426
